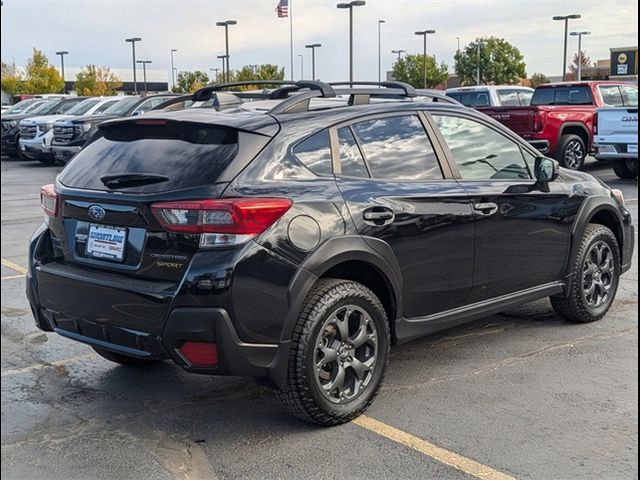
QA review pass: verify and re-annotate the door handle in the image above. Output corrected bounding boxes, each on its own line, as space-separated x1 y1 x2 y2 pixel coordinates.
473 202 499 216
363 208 395 226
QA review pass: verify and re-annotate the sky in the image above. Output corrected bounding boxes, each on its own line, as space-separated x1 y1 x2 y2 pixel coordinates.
1 0 638 83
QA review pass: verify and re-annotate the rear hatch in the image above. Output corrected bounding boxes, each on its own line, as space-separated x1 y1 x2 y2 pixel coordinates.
37 114 278 334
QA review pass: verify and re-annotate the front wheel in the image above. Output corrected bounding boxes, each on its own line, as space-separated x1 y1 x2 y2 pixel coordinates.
278 279 390 426
551 224 620 323
612 159 638 179
556 134 587 170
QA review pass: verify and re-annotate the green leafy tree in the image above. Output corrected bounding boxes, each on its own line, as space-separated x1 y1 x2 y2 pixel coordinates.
1 61 23 95
22 48 64 93
454 37 526 86
231 64 286 89
391 54 449 89
172 71 210 93
530 72 550 88
74 65 123 96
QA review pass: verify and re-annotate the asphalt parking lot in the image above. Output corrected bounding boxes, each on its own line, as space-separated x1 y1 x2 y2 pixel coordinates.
1 156 637 480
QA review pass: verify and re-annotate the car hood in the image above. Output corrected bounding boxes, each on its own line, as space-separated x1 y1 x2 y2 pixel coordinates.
21 114 73 125
1 113 35 122
71 113 120 125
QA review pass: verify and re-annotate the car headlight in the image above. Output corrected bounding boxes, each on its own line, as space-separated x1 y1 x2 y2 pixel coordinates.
74 124 93 135
611 189 625 206
42 123 54 132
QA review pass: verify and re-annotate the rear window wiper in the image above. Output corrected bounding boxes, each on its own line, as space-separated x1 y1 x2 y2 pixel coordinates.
100 173 170 189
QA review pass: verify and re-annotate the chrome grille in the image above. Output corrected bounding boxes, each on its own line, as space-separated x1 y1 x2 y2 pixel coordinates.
53 125 75 144
19 124 38 140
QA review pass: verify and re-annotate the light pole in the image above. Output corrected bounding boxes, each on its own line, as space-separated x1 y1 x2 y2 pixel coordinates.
210 67 220 82
305 43 321 80
216 20 237 83
125 37 142 94
570 31 591 81
391 49 406 61
415 29 436 89
217 55 228 82
377 19 385 82
470 40 486 85
298 54 304 80
337 1 366 86
170 49 177 89
553 14 581 81
55 51 68 93
136 60 152 95
456 37 460 52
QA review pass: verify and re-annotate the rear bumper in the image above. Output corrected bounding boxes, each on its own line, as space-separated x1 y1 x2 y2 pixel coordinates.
594 143 638 161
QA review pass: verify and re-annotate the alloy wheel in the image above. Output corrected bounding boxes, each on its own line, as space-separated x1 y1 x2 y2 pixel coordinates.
582 241 614 307
564 140 584 169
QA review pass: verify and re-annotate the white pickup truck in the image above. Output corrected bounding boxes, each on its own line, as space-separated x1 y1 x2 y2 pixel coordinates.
594 106 638 179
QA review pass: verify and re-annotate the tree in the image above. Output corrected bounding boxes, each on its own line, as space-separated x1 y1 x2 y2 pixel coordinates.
232 64 286 89
454 37 526 86
172 70 210 93
22 48 64 93
74 65 123 96
530 72 550 88
391 54 449 89
569 50 592 76
1 61 23 95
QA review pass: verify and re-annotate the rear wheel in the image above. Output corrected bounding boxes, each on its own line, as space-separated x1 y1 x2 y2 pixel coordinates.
556 134 587 170
551 224 620 323
612 159 638 179
92 347 162 367
278 279 390 426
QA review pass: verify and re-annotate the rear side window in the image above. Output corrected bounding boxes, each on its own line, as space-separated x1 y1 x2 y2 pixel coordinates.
621 85 638 107
531 86 593 106
292 130 333 176
59 121 239 193
337 127 368 177
351 115 442 181
599 85 624 106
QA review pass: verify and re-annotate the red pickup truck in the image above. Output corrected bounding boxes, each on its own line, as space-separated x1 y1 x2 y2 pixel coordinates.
481 81 638 170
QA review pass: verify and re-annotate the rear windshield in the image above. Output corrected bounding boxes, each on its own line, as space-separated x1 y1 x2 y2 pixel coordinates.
446 91 491 107
58 121 239 193
531 86 593 106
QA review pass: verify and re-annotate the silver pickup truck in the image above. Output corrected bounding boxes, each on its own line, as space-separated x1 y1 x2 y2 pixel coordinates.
594 106 638 179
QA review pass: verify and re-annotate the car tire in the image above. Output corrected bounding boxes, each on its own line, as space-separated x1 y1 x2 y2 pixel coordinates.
92 347 162 367
556 134 587 170
551 224 620 323
277 278 390 426
612 159 638 179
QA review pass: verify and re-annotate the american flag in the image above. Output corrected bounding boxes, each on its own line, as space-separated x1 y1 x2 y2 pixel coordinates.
276 0 288 18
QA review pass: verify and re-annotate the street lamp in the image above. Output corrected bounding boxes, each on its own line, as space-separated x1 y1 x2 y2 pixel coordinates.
570 31 591 81
553 14 581 81
216 20 237 83
377 19 385 82
305 43 321 80
170 49 177 89
415 29 436 89
336 1 366 86
217 55 228 82
210 67 220 82
136 60 152 95
456 37 460 52
125 37 142 94
55 51 69 93
391 49 406 61
298 54 304 79
470 40 486 85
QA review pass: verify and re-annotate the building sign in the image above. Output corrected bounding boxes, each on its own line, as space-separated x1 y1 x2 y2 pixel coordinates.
610 48 638 77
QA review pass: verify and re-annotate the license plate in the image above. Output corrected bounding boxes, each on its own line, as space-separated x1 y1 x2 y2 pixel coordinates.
628 144 638 154
86 224 127 261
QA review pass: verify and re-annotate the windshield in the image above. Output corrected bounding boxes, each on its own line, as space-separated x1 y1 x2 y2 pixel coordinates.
66 99 100 116
531 86 593 106
4 99 40 114
102 97 140 115
27 99 62 115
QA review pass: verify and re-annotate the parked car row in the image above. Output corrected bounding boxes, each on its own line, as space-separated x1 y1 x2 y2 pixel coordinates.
446 81 638 178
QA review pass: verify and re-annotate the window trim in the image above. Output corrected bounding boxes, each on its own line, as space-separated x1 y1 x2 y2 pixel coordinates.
329 111 451 182
424 109 539 183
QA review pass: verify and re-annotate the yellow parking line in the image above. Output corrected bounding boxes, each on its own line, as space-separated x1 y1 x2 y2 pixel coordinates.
1 274 25 281
354 415 516 480
1 258 28 275
0 353 96 377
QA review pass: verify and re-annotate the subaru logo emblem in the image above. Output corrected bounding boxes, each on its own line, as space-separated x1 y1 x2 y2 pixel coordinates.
88 205 106 220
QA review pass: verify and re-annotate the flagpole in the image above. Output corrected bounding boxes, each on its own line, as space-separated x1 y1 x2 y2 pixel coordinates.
289 0 294 81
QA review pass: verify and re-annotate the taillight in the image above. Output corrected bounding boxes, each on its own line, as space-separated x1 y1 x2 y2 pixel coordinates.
40 184 58 217
593 112 597 135
151 198 292 247
178 341 218 367
532 111 546 132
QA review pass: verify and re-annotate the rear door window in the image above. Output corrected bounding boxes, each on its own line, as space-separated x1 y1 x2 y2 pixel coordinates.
337 127 368 177
292 130 333 176
599 85 624 106
446 91 490 107
496 89 521 106
621 85 638 107
58 121 240 193
351 115 442 181
518 90 533 106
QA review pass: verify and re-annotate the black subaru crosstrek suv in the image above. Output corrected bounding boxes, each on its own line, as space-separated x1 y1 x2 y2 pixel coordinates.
27 81 634 425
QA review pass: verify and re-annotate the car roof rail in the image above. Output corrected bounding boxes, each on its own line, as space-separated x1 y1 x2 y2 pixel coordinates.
192 80 335 102
329 81 417 97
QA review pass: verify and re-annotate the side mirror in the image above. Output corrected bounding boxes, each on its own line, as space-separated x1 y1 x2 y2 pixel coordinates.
534 157 559 183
